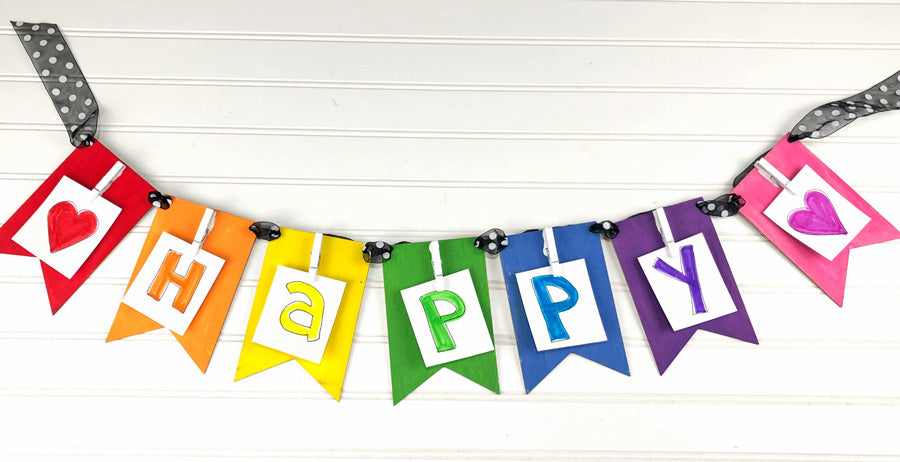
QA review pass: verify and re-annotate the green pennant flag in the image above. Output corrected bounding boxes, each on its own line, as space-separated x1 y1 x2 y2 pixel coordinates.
383 237 500 404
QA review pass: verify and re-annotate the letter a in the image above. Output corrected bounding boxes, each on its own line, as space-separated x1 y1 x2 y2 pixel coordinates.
652 245 706 314
147 251 206 313
419 290 466 352
531 275 579 342
280 281 326 341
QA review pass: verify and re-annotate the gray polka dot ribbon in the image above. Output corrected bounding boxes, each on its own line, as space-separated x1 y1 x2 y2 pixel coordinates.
789 69 900 142
10 21 98 146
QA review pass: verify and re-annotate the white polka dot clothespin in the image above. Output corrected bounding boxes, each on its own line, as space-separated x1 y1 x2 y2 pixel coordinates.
308 232 324 281
428 240 445 291
541 227 562 276
754 158 798 195
10 21 99 146
652 207 678 259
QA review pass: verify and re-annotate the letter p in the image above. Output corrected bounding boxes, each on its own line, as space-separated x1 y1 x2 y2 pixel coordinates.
531 275 579 342
419 290 467 352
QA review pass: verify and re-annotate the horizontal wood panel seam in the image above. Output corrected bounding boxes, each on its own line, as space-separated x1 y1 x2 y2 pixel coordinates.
5 122 900 143
3 27 900 49
1 387 898 407
0 447 895 462
0 173 739 190
0 74 863 95
4 173 900 195
1 332 896 350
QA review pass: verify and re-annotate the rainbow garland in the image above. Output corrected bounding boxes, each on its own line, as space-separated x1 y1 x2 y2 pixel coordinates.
2 21 899 403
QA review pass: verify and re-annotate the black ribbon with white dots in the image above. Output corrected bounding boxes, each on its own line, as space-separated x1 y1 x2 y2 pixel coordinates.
11 21 98 146
589 220 619 239
363 241 394 263
697 193 745 218
789 69 900 142
474 228 508 255
147 191 173 210
249 221 282 241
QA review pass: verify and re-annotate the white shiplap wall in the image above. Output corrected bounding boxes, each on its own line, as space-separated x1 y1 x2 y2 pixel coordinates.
1 1 900 460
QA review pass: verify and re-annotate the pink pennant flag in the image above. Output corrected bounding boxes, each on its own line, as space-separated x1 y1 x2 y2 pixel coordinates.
732 134 900 306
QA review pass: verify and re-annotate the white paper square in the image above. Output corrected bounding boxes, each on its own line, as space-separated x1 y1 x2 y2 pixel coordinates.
763 165 870 261
638 233 737 331
400 269 494 367
252 265 346 364
515 259 607 351
122 232 225 335
13 176 121 279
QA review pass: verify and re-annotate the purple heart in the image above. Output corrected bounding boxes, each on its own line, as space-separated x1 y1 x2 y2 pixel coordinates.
788 190 848 236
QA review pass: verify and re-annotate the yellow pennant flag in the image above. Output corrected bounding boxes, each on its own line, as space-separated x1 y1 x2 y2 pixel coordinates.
235 228 369 401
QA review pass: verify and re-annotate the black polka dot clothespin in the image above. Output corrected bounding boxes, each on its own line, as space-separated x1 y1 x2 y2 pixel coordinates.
11 21 98 146
363 241 394 263
696 193 745 218
249 221 282 241
589 220 619 239
474 228 508 256
147 191 172 210
789 69 900 142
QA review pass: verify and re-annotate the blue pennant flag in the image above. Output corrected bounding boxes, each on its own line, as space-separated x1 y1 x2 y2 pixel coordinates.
500 222 629 393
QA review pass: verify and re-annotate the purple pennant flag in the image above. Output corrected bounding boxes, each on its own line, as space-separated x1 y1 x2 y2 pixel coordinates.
612 198 758 374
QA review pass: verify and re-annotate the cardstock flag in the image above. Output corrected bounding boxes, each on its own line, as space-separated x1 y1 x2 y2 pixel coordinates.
235 228 369 401
732 135 900 306
383 237 499 404
500 223 629 392
0 141 153 312
612 198 758 374
106 197 255 372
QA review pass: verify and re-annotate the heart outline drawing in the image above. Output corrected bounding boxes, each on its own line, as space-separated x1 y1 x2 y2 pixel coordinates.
47 201 99 253
787 190 847 236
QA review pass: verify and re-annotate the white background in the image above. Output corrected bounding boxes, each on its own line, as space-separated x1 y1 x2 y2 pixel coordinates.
1 1 899 460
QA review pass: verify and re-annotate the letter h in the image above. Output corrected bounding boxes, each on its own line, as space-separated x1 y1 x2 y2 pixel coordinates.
148 250 207 313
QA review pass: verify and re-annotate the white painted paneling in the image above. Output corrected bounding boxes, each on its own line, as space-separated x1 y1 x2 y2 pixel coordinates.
1 1 900 460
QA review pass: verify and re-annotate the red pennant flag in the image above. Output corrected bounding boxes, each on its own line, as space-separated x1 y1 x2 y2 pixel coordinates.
0 141 154 313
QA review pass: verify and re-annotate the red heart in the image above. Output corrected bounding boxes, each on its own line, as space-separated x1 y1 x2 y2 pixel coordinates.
47 201 98 253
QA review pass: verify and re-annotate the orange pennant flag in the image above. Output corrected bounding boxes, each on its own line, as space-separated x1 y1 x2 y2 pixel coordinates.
106 197 256 372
